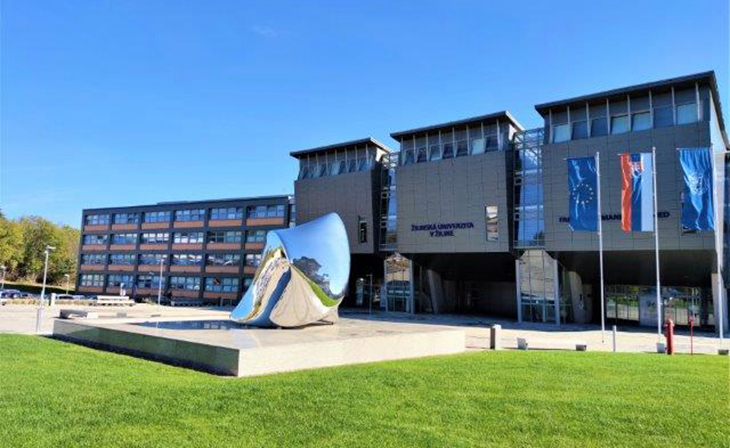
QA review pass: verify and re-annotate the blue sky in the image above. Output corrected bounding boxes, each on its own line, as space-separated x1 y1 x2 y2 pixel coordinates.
1 0 728 227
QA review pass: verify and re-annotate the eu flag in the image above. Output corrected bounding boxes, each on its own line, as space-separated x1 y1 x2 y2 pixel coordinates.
679 148 715 230
567 157 598 231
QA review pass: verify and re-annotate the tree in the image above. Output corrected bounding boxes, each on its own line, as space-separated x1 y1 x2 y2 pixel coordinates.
0 213 24 276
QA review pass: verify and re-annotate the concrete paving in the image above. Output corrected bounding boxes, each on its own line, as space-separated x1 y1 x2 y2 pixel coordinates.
1 304 727 355
341 310 729 355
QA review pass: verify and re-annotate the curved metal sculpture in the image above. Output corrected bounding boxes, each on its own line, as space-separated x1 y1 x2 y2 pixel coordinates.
230 212 350 327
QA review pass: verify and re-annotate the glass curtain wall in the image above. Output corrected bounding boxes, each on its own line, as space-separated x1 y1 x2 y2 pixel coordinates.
383 253 412 313
513 129 545 247
518 250 558 323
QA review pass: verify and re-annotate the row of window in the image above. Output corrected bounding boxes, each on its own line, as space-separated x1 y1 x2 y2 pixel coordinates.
401 135 500 166
551 101 701 143
297 157 374 180
83 230 268 245
81 253 249 267
80 274 250 292
84 205 286 226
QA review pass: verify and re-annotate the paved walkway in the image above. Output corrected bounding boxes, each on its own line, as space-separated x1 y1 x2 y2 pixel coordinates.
341 310 729 355
1 304 727 355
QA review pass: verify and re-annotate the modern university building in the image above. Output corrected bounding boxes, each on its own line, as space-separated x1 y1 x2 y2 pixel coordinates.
77 71 730 334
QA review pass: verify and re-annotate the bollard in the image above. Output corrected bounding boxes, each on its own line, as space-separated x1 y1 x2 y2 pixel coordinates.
689 316 694 356
612 325 617 352
665 319 675 355
35 307 43 334
490 325 502 350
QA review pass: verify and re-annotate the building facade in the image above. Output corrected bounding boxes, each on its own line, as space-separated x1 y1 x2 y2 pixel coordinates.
292 71 729 333
76 71 729 333
77 196 294 304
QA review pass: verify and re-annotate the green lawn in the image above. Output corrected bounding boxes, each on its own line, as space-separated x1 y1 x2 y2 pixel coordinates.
0 335 727 448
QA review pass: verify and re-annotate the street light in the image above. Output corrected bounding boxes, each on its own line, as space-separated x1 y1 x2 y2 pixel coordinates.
64 274 70 295
148 258 164 307
36 246 55 334
40 246 55 305
1 265 6 290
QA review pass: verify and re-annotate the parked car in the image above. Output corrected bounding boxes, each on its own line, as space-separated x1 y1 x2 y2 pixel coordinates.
55 294 75 300
0 289 22 298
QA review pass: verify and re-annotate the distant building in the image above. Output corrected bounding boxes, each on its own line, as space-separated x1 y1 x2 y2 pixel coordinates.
77 196 293 305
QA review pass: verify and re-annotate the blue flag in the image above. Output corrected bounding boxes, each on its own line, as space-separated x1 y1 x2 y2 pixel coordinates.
679 148 715 230
567 157 598 231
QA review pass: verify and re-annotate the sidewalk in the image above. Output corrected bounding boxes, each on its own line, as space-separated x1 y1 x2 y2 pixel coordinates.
341 309 728 355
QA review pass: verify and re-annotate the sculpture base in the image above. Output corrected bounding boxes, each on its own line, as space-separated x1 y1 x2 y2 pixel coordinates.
53 318 466 377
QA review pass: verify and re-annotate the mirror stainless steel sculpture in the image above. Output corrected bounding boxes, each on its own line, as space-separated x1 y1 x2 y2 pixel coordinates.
230 212 350 327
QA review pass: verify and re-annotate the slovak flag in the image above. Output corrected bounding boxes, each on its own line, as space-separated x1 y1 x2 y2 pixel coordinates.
620 153 655 232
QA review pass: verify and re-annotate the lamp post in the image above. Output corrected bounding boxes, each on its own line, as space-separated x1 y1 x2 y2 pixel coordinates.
36 246 55 334
39 246 55 305
64 274 70 295
1 265 6 290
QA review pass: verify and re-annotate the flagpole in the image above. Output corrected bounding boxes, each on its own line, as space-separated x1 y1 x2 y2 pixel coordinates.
652 146 662 341
596 151 606 343
710 144 725 346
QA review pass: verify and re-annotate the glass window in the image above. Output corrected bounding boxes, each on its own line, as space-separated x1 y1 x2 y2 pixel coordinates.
111 233 137 245
442 143 454 158
81 254 106 265
416 147 427 163
676 103 698 124
109 254 135 265
84 214 110 225
317 164 327 177
571 121 588 140
210 207 243 220
631 111 651 131
141 232 169 244
245 254 262 266
470 138 486 155
82 234 108 245
590 117 608 137
205 277 239 293
169 276 200 291
113 213 140 224
80 274 104 287
347 159 358 173
207 231 241 243
610 115 629 134
139 254 167 265
174 209 205 221
429 144 442 161
298 165 309 180
485 135 499 151
144 211 171 223
136 275 163 289
402 150 415 166
486 206 499 242
552 124 570 143
206 253 240 266
108 274 133 287
246 230 267 243
172 254 203 266
243 277 253 289
653 106 673 128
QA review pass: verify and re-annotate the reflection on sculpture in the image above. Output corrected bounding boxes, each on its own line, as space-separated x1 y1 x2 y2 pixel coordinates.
230 212 350 327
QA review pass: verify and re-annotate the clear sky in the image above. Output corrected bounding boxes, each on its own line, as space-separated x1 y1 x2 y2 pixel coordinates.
1 0 728 227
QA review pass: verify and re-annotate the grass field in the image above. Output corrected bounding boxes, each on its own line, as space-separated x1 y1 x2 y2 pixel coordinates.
0 335 727 448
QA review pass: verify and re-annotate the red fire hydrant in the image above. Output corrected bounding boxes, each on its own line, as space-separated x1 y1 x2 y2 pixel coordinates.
665 319 675 355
